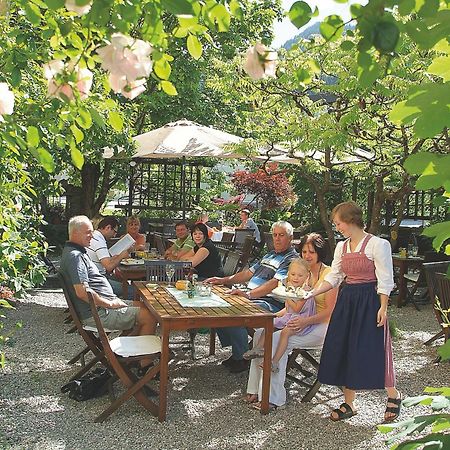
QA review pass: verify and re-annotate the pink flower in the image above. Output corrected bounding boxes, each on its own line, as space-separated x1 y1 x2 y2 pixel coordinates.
0 83 14 121
97 33 152 99
244 43 278 80
43 60 93 101
65 0 92 16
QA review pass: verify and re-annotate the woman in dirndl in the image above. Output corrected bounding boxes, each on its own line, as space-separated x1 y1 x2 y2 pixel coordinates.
306 201 401 423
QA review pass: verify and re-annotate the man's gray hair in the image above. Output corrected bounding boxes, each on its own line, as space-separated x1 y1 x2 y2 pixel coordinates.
68 215 92 237
271 220 294 237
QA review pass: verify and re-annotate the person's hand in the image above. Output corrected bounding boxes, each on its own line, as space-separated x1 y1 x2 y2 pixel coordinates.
226 288 247 297
286 316 308 332
205 276 223 285
377 305 387 327
302 289 315 300
119 248 130 259
109 298 128 309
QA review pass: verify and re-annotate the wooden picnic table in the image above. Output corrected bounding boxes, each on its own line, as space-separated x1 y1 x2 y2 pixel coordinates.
134 281 274 421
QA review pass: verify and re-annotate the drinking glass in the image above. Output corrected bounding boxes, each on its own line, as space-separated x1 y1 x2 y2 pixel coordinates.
410 245 419 257
165 264 175 287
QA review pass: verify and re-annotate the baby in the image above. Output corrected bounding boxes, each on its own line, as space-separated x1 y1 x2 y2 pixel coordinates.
243 258 316 373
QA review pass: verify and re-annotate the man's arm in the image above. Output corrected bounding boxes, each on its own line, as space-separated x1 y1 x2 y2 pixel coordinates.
74 283 127 309
244 278 278 300
206 268 253 285
99 248 129 273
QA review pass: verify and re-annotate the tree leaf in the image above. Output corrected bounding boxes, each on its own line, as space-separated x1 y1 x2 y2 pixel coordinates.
404 152 439 175
161 0 194 16
88 108 105 128
108 111 123 132
357 51 380 89
428 56 450 81
160 80 178 96
26 126 40 148
288 1 312 29
36 147 55 173
154 58 172 80
70 140 84 170
24 3 42 25
75 108 92 129
187 34 202 60
45 0 65 9
320 15 344 42
70 124 84 144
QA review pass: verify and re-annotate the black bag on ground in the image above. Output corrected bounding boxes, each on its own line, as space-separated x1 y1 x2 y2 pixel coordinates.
61 367 112 401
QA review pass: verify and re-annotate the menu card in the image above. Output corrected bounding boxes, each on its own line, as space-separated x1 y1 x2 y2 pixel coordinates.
109 233 135 256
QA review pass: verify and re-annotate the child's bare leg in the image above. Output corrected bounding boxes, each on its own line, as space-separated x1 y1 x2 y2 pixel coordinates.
273 327 296 364
254 330 265 349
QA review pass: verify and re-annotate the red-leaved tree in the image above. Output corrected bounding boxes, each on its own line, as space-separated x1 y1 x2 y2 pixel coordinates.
231 163 296 210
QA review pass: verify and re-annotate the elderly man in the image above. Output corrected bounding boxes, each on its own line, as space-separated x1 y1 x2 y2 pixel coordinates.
164 221 195 260
60 216 157 370
207 221 298 373
86 216 130 297
236 209 261 243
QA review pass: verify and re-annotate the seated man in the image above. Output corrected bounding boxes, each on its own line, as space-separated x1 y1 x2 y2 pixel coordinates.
164 221 195 260
236 209 261 243
207 221 298 373
60 215 157 370
86 216 130 297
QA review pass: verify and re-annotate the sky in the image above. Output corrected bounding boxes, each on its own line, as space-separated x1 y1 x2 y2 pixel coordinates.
272 0 365 48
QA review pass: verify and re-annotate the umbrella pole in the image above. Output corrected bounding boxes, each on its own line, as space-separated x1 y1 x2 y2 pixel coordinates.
127 163 135 217
181 156 186 219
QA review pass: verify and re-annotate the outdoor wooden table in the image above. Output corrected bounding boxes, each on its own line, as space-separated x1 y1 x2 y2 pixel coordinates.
134 281 275 421
392 254 424 307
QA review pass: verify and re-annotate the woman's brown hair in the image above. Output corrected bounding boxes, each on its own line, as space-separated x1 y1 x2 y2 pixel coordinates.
331 201 364 229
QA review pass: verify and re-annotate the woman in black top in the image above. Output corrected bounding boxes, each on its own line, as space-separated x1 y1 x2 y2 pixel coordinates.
185 223 224 280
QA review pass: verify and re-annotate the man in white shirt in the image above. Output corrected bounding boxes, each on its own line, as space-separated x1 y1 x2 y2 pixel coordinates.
87 216 130 297
237 209 261 243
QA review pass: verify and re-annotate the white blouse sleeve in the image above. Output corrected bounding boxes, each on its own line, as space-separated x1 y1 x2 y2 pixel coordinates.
371 237 395 296
324 240 346 288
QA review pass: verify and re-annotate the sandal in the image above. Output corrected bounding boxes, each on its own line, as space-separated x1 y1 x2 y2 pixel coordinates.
330 403 357 422
243 348 265 360
243 393 258 404
251 401 278 412
383 393 402 423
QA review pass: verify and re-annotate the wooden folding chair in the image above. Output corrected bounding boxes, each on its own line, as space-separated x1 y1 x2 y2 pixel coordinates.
144 260 191 283
222 250 241 277
58 272 110 381
237 235 255 271
285 345 323 402
435 273 450 343
221 231 234 242
154 233 167 256
263 232 274 252
423 261 450 345
234 229 254 249
85 287 162 422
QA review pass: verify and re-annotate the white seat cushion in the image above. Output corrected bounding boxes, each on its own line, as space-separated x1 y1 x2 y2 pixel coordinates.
110 335 162 357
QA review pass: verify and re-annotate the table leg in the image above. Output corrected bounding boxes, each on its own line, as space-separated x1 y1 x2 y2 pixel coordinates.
158 327 170 422
260 318 274 415
396 260 406 308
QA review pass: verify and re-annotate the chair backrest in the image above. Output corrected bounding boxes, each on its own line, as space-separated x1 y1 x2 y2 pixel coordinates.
234 229 254 246
435 273 450 314
162 223 176 237
423 261 450 305
223 250 241 276
221 231 234 242
154 233 167 255
238 235 255 270
217 247 229 265
145 260 192 282
263 232 274 252
57 272 105 358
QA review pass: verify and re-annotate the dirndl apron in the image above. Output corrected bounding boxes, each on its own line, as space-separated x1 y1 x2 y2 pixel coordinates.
317 234 395 390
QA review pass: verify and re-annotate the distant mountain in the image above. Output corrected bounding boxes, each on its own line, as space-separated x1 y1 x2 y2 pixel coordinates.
281 22 354 50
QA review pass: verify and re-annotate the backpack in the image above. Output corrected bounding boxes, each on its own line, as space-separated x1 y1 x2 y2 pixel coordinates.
61 367 112 402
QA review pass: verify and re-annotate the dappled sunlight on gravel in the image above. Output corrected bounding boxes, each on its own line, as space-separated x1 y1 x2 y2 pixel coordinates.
0 284 448 449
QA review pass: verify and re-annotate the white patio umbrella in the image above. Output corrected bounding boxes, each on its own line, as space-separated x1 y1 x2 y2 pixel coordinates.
131 119 244 159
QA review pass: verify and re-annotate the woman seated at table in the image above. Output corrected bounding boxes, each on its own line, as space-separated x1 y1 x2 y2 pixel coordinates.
123 216 146 251
183 223 224 280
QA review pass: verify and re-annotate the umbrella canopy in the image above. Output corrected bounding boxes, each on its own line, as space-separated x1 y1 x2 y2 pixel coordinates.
131 119 243 159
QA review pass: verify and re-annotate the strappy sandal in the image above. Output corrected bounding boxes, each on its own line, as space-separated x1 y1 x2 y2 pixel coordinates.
383 393 402 423
243 393 258 404
330 403 357 422
251 401 279 412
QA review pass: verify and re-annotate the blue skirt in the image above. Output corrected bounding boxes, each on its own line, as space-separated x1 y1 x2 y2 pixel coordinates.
318 282 386 390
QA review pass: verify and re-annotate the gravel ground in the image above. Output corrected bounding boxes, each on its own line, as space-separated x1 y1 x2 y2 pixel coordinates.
1 276 448 450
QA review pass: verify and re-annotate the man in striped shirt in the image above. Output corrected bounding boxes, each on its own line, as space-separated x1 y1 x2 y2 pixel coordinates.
206 221 298 373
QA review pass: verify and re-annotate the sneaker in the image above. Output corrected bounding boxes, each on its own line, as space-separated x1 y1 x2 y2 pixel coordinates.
243 348 265 360
228 359 250 373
